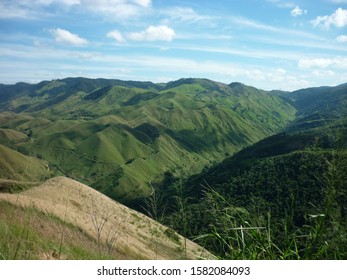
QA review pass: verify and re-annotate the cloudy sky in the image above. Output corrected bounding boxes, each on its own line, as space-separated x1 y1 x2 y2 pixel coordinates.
0 0 347 90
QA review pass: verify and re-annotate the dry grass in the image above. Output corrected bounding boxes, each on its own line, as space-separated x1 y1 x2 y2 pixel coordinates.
0 176 213 260
0 200 126 259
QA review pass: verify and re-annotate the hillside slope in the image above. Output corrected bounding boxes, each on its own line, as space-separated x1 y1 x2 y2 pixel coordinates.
0 176 212 260
0 144 51 182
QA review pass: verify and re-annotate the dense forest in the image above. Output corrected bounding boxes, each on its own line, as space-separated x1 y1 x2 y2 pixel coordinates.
148 127 347 259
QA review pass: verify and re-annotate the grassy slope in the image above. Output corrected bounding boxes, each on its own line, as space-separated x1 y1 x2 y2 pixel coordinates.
0 200 125 260
0 128 28 142
0 144 51 182
0 176 213 260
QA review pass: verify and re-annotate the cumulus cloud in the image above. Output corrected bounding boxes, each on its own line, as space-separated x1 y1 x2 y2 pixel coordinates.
51 28 88 46
336 35 347 42
298 57 347 69
290 6 307 17
311 8 347 29
127 25 175 42
107 25 176 42
106 30 126 43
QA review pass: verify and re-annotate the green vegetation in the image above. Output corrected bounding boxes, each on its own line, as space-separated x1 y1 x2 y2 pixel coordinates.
0 144 52 182
1 77 346 259
274 83 347 131
0 78 296 202
156 117 347 259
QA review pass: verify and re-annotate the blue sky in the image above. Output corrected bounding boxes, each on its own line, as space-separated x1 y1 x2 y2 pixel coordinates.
0 0 347 90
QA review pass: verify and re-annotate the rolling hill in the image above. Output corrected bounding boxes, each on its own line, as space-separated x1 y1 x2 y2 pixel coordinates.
0 77 296 202
0 144 51 183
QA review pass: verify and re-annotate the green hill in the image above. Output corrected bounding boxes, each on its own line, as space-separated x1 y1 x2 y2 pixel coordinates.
0 78 296 202
0 144 51 183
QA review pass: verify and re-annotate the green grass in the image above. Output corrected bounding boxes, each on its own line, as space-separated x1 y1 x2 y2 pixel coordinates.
0 128 28 142
0 144 51 182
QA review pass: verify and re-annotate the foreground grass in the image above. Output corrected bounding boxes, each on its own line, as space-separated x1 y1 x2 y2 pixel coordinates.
0 201 125 260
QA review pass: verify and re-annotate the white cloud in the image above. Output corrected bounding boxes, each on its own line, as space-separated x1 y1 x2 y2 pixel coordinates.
34 0 81 5
161 7 213 23
0 0 80 19
312 70 335 77
230 16 323 42
107 30 126 43
290 6 307 17
127 25 175 42
51 28 88 46
276 68 287 75
336 35 347 42
311 8 347 29
0 0 151 21
0 1 35 19
230 17 279 31
177 33 233 41
298 57 347 69
132 0 151 7
81 0 152 21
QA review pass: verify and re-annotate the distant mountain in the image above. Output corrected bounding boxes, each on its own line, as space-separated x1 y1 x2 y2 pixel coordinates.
273 83 347 131
0 78 296 202
0 77 162 108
